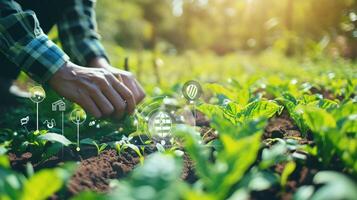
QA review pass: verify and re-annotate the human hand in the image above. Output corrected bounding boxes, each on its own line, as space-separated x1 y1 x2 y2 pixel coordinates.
49 61 136 118
88 57 146 105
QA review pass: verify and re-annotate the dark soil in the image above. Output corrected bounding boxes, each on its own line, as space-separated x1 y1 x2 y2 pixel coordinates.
67 149 139 195
181 153 197 183
264 110 313 145
252 110 318 200
7 107 317 200
9 143 198 197
310 87 342 101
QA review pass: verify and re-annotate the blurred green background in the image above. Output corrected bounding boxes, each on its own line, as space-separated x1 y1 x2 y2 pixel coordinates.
97 0 357 56
90 0 357 90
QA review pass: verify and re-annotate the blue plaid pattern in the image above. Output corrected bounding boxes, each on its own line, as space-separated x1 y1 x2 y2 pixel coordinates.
0 0 107 83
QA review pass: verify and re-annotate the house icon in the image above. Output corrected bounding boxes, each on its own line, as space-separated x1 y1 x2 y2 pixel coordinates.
52 100 66 111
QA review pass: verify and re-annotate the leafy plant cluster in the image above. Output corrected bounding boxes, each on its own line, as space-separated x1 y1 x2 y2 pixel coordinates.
0 53 356 200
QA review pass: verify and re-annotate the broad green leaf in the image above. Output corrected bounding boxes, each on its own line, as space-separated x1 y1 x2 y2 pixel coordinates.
21 169 63 200
211 119 266 199
184 190 216 200
0 155 9 168
237 101 283 122
293 186 314 200
206 83 238 101
277 94 309 135
37 133 72 146
301 106 336 132
260 140 289 169
198 104 225 120
197 103 236 124
311 171 357 200
0 169 25 200
333 102 357 132
307 99 338 110
110 153 184 200
0 146 7 155
336 136 357 173
238 167 279 192
173 125 211 185
80 138 96 145
213 132 261 198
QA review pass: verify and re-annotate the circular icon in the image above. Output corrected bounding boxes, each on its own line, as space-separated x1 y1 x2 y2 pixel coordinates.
70 108 87 125
29 86 46 103
148 111 173 137
182 80 202 101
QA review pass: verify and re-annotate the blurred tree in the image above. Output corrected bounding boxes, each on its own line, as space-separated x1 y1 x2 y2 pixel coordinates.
95 0 357 59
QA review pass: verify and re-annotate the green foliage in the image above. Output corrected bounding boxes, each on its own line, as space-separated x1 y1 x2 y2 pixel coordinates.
21 169 63 200
311 171 357 200
301 101 357 172
37 133 72 146
92 141 108 155
174 116 266 200
114 140 144 165
0 164 71 200
110 153 185 200
294 171 357 200
280 161 296 188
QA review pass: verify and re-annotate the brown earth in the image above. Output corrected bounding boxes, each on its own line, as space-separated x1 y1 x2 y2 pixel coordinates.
8 109 315 200
251 110 318 200
67 149 139 195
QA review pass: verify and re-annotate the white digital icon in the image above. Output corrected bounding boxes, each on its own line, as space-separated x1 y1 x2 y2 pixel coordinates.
52 100 66 111
20 116 29 126
52 99 66 136
148 111 172 137
182 80 202 101
186 84 198 100
29 86 46 131
43 119 56 129
70 108 86 151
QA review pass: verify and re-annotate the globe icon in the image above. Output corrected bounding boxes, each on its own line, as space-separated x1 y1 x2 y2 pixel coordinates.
148 111 172 137
29 86 46 103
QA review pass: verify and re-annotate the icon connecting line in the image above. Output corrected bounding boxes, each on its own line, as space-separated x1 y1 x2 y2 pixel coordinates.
29 86 46 131
70 108 86 151
52 99 66 136
182 80 202 120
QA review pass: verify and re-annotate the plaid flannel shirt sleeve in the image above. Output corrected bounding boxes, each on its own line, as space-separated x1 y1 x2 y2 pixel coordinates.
57 0 108 66
0 0 69 83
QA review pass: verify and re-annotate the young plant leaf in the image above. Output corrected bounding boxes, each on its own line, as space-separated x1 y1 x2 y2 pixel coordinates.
37 133 72 146
21 169 63 200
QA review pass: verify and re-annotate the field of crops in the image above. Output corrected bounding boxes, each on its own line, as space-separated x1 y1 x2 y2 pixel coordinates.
0 50 356 200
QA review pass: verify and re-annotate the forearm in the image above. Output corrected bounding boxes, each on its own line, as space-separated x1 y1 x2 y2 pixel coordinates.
57 0 108 66
0 0 68 83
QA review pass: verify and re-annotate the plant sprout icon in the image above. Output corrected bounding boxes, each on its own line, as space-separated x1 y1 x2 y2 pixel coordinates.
29 86 46 131
70 108 86 151
182 80 202 102
182 80 202 121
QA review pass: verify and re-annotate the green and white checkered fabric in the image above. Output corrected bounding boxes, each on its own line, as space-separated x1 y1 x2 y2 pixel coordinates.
0 0 107 83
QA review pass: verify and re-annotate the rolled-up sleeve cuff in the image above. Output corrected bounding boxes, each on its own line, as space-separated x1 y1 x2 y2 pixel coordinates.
16 34 69 83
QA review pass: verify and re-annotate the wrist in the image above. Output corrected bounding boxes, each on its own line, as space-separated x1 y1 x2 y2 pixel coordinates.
49 61 77 85
88 57 111 69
